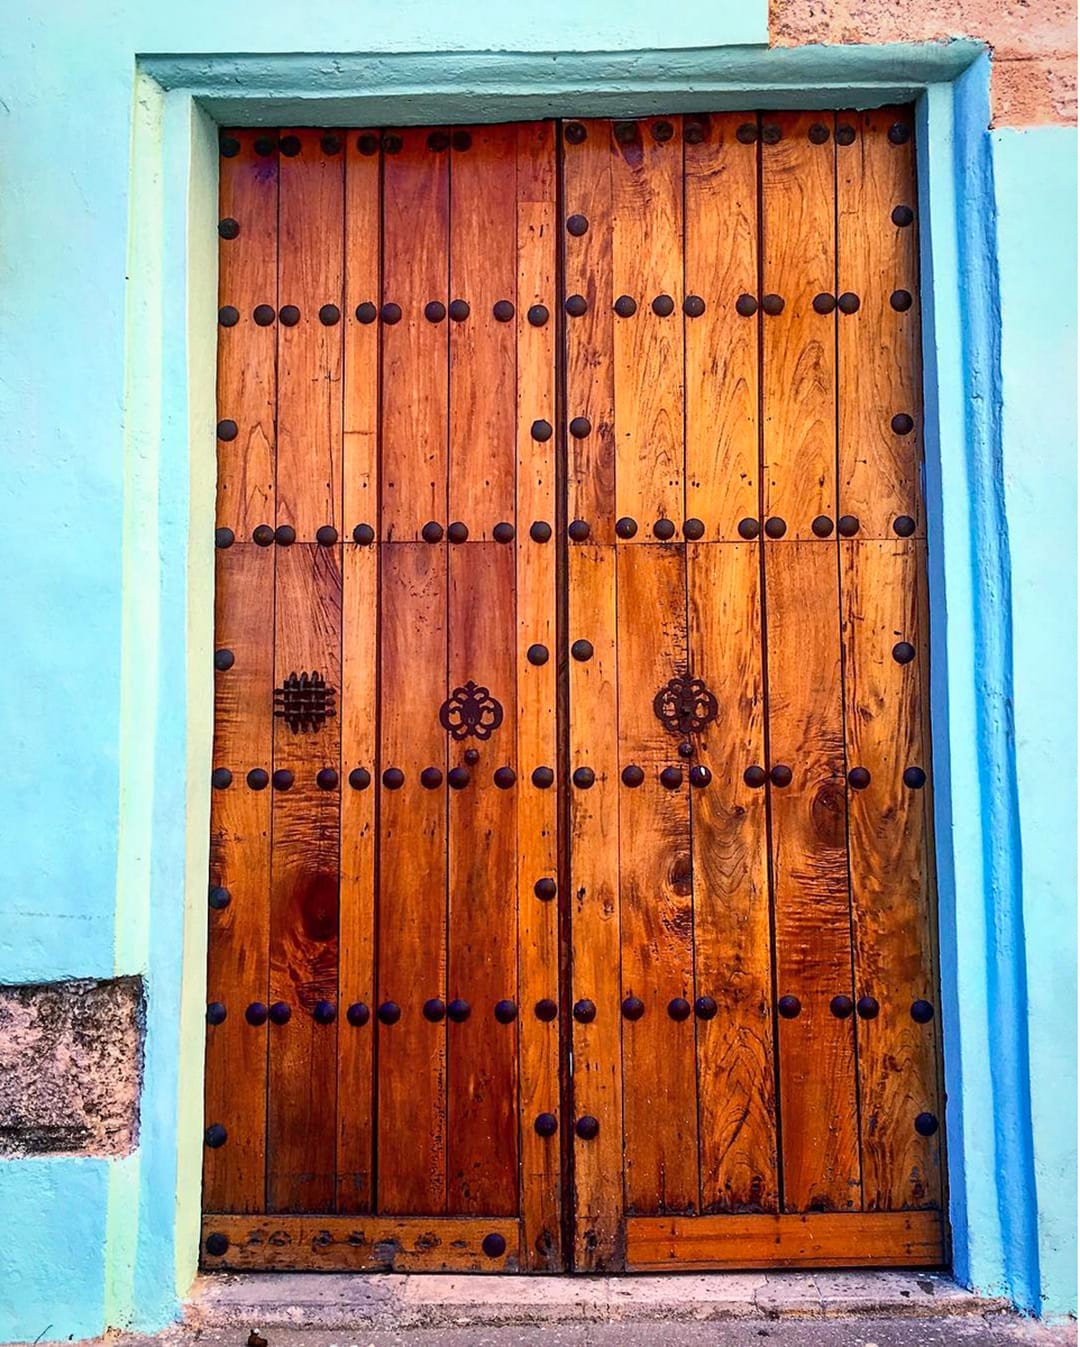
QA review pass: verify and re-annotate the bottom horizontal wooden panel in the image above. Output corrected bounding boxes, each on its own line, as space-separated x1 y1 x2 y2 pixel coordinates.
201 1215 522 1272
626 1211 946 1270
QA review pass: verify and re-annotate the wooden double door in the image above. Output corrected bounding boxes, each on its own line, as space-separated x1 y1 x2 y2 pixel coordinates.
203 111 946 1273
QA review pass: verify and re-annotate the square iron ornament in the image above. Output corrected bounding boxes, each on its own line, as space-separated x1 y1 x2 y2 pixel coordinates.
274 671 336 733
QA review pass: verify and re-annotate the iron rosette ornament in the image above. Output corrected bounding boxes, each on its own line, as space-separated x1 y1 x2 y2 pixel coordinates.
653 673 719 736
439 679 504 741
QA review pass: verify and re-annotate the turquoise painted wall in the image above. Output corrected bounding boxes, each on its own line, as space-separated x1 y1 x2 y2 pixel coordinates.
0 5 1074 1340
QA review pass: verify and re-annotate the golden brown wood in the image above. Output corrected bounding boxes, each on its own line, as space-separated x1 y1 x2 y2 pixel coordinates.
764 541 860 1212
205 544 275 1212
611 117 684 533
276 129 344 540
616 543 697 1214
267 544 343 1213
377 543 447 1214
344 131 381 537
625 1210 945 1269
202 1215 521 1271
684 115 759 540
216 131 277 539
381 128 449 540
761 111 837 539
838 108 923 539
843 540 942 1209
687 542 777 1212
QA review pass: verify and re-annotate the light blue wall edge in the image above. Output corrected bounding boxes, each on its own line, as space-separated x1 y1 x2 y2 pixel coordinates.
0 33 1074 1342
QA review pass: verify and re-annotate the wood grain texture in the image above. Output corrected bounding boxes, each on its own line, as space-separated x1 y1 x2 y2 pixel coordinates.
616 543 697 1215
611 117 684 533
267 544 343 1213
447 542 519 1214
761 111 837 539
687 542 777 1213
377 543 447 1215
449 125 518 536
843 540 942 1209
562 122 616 542
381 129 449 540
837 108 923 539
625 1210 945 1269
567 544 622 1268
514 121 561 1270
684 115 760 540
216 131 277 539
276 130 344 540
202 1215 521 1271
764 541 860 1212
205 544 275 1212
344 132 381 537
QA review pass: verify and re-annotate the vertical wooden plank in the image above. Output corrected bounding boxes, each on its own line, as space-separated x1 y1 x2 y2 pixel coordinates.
381 129 449 541
449 125 518 537
611 116 684 534
343 131 381 538
563 120 616 543
764 542 860 1211
684 114 759 540
687 541 778 1212
761 111 837 540
216 130 277 540
837 108 923 540
617 543 697 1215
446 543 519 1213
277 129 344 541
376 543 447 1215
567 543 622 1266
267 544 342 1213
205 543 275 1211
843 540 942 1209
514 121 561 1268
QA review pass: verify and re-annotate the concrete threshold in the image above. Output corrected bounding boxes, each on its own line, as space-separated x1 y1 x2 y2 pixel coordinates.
185 1269 1010 1330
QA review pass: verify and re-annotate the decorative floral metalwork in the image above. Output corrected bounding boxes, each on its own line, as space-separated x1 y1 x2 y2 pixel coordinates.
274 671 336 733
653 674 719 736
439 680 504 741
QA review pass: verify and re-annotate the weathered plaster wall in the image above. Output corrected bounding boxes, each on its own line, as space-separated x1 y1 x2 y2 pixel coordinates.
771 0 1077 125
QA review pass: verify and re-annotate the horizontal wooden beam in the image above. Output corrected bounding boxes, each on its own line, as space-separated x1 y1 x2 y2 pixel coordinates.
201 1215 521 1272
625 1211 946 1270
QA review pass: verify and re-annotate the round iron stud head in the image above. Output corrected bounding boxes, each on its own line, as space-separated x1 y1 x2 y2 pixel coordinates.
568 519 591 542
209 885 231 910
377 1001 402 1025
492 520 515 543
447 766 471 790
743 765 767 789
683 294 706 318
271 769 294 791
494 999 518 1024
205 1232 229 1257
348 767 371 791
683 517 706 540
530 520 553 542
316 524 339 546
534 877 556 901
812 292 837 314
695 995 718 1020
893 514 917 537
565 293 588 317
892 641 916 665
447 998 471 1023
837 515 860 537
218 305 240 327
735 293 758 317
493 299 515 323
778 994 802 1019
575 1115 600 1140
761 123 782 145
353 523 375 545
535 997 558 1021
382 767 405 790
764 516 787 539
421 521 444 543
269 1001 291 1025
245 1002 269 1026
527 643 549 666
423 998 446 1023
215 527 235 549
891 289 914 312
318 303 341 326
614 294 638 318
534 1112 558 1137
275 524 296 546
615 516 638 539
420 767 443 790
565 122 587 144
911 999 935 1023
573 766 595 790
689 765 712 788
424 300 446 323
451 130 472 151
569 416 591 439
278 304 301 326
570 638 594 661
464 748 480 765
355 301 377 324
622 995 645 1021
738 516 761 540
566 214 589 237
493 766 516 789
736 122 758 144
531 418 553 442
321 134 343 156
770 763 793 788
652 293 675 317
214 648 235 672
892 204 915 227
382 133 403 154
660 766 683 790
532 766 555 789
848 766 871 790
247 768 270 791
857 995 880 1019
684 120 706 144
830 995 855 1019
652 119 674 142
668 997 692 1021
482 1233 507 1259
903 766 927 789
811 515 834 538
447 521 469 544
252 524 275 546
211 767 232 790
253 304 275 326
837 291 861 314
889 122 912 145
216 419 238 442
614 121 638 145
276 135 299 157
527 303 550 329
347 1002 371 1026
914 1111 939 1136
808 122 831 144
836 123 856 146
218 217 240 239
678 741 694 758
206 1001 227 1025
891 412 915 435
621 764 645 788
205 1123 228 1149
357 133 379 156
427 131 449 151
313 1000 337 1025
380 302 402 325
219 134 241 158
653 517 676 540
